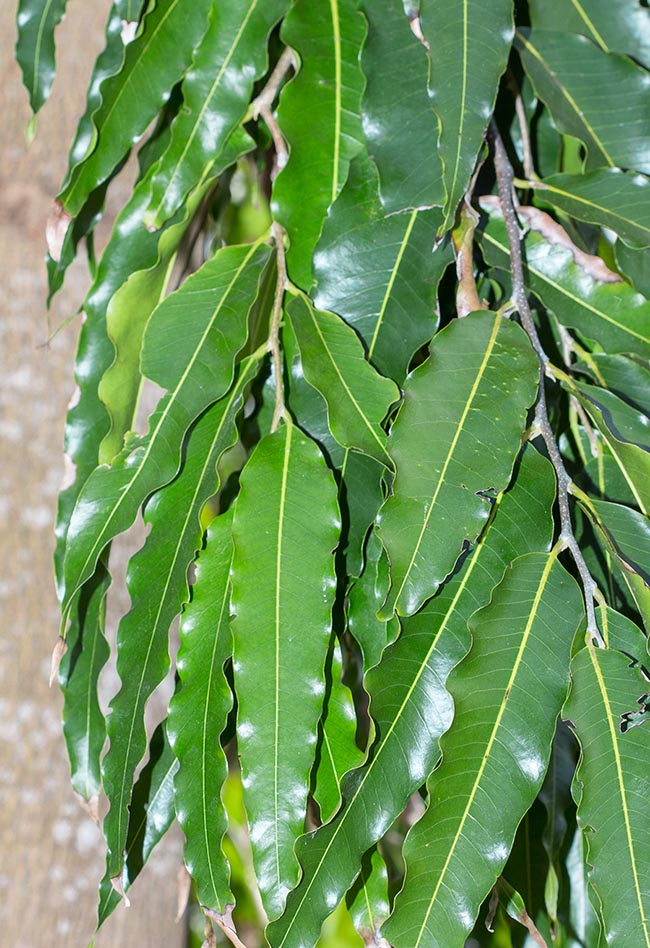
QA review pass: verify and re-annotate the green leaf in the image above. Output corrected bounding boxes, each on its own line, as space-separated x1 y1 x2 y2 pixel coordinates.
59 0 215 217
267 444 555 948
347 529 399 674
16 0 68 114
564 647 650 946
314 642 365 825
516 29 650 174
339 451 385 579
528 0 650 70
536 170 650 250
360 0 444 213
61 240 270 616
616 240 650 299
231 421 341 920
102 359 259 879
597 604 648 660
168 510 235 913
347 847 390 944
581 353 650 417
565 820 602 948
479 199 650 359
580 496 650 588
143 0 290 229
572 381 650 515
314 156 452 384
377 311 538 618
287 293 399 467
97 720 179 927
58 561 111 802
420 0 514 231
273 0 366 289
382 551 583 948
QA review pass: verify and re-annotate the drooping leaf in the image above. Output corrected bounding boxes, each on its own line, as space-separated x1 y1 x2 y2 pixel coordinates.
564 821 602 948
360 0 444 213
528 0 650 70
16 0 68 114
377 310 538 618
59 0 215 217
420 0 514 231
58 560 111 802
580 496 650 589
97 720 179 927
382 551 583 948
287 293 399 467
102 358 260 879
579 352 650 417
273 0 367 289
516 29 650 174
347 528 399 674
347 847 391 944
314 642 365 825
231 421 341 920
268 444 555 948
143 0 291 229
536 170 650 249
571 380 650 515
61 240 270 616
314 156 452 384
479 199 650 360
98 130 254 463
564 647 650 946
168 509 236 913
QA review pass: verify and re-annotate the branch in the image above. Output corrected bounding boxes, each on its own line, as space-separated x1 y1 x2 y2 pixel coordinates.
252 46 295 176
490 123 604 648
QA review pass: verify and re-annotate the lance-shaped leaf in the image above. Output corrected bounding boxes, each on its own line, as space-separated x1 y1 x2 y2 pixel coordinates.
382 551 583 948
347 847 390 944
102 356 260 879
579 496 650 591
314 642 365 825
273 0 366 289
565 819 602 948
59 0 215 217
143 0 290 229
287 294 399 467
97 130 253 463
60 240 270 615
571 381 650 515
314 156 452 384
97 720 179 927
564 647 650 946
58 560 111 802
581 353 650 417
360 0 444 213
16 0 68 114
168 510 236 913
419 0 514 232
377 310 538 618
597 604 648 661
347 529 400 674
516 29 650 175
616 239 650 300
268 444 555 948
231 422 341 920
536 170 650 250
479 199 650 360
528 0 650 70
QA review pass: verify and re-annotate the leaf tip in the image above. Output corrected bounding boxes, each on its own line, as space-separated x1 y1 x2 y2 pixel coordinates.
49 635 67 686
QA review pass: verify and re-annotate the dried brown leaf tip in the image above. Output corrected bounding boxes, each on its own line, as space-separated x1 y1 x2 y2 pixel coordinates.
204 905 249 948
176 864 192 922
45 200 72 262
49 635 67 687
110 871 131 907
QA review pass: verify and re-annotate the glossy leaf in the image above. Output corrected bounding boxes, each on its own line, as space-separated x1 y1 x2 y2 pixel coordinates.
314 156 452 384
516 29 650 175
97 720 178 926
59 0 214 216
377 310 538 618
268 444 555 948
528 0 650 70
360 0 444 213
61 241 270 615
347 847 390 944
314 643 365 825
537 170 650 250
231 422 341 919
168 510 235 913
564 822 602 948
564 647 650 946
581 353 650 417
16 0 67 113
347 528 399 674
287 293 399 467
102 359 259 879
420 0 514 231
479 200 650 360
273 0 366 289
382 551 583 948
580 496 650 590
143 0 290 229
